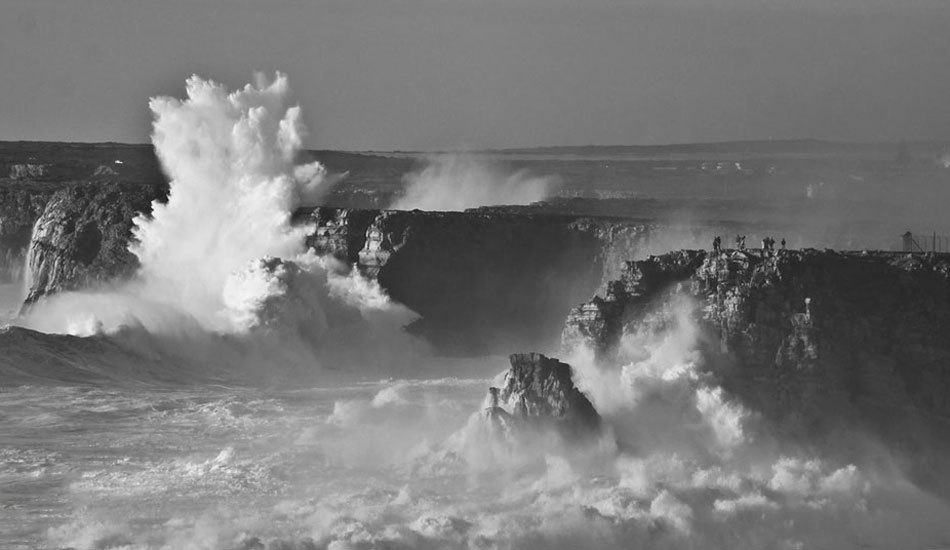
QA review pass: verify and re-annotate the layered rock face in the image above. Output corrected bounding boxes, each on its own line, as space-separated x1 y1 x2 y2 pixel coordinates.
23 182 166 305
563 248 950 450
0 184 58 283
486 352 600 439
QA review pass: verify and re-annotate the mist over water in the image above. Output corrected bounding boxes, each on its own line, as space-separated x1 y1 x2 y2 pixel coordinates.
391 153 553 211
12 296 950 550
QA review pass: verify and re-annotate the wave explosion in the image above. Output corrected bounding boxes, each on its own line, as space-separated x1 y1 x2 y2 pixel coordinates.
21 75 416 361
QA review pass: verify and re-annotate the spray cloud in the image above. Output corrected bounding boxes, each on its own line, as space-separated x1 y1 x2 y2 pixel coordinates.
22 74 417 370
391 153 553 211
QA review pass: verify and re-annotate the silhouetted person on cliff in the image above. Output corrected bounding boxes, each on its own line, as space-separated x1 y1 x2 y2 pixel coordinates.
740 235 746 250
781 238 786 250
713 236 721 252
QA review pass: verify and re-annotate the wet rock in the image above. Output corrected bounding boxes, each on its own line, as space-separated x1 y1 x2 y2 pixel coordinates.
0 184 57 283
22 182 166 306
487 352 600 439
563 249 707 356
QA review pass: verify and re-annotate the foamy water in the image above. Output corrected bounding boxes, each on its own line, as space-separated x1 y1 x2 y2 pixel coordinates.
0 379 485 550
4 370 950 550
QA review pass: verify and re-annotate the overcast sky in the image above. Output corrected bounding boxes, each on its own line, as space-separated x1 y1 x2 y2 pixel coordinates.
2 0 948 150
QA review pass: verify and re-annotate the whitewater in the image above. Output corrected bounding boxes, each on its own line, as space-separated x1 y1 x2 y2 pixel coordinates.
3 74 950 550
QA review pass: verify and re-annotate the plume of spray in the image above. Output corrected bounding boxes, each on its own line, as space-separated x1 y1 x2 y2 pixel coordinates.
133 72 324 332
391 153 553 211
21 74 423 377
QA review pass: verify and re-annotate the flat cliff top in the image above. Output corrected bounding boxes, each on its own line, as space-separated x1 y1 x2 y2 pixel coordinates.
642 247 950 273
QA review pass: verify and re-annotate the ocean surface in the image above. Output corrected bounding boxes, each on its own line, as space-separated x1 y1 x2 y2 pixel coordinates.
1 377 490 550
5 335 950 550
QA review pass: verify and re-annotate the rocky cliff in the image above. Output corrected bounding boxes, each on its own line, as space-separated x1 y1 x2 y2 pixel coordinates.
0 184 59 283
22 182 166 305
565 249 950 415
18 196 659 352
0 142 167 290
561 248 950 488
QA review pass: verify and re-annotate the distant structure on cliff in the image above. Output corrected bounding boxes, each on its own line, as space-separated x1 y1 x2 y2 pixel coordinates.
903 231 949 253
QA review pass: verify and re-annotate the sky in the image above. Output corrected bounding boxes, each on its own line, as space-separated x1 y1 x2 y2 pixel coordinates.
1 0 949 150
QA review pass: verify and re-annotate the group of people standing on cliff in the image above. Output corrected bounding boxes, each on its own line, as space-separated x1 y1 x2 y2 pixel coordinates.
712 235 785 253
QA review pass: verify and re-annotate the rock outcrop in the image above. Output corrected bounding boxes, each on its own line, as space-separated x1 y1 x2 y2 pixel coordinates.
23 182 166 305
486 352 600 439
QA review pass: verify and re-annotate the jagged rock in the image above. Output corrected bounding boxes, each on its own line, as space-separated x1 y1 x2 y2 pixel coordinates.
487 352 600 439
357 211 411 278
305 207 377 265
22 182 166 305
563 250 706 354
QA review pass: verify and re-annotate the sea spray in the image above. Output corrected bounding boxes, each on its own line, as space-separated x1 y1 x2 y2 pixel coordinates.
133 72 324 332
20 74 421 375
391 153 553 211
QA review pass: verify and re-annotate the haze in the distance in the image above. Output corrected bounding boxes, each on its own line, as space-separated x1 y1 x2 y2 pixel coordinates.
1 0 948 150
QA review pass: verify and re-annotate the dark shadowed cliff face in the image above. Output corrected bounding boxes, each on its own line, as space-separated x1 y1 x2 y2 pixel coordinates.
305 206 659 355
23 182 167 305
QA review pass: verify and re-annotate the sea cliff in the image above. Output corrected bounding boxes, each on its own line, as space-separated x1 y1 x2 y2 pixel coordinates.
559 248 950 491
